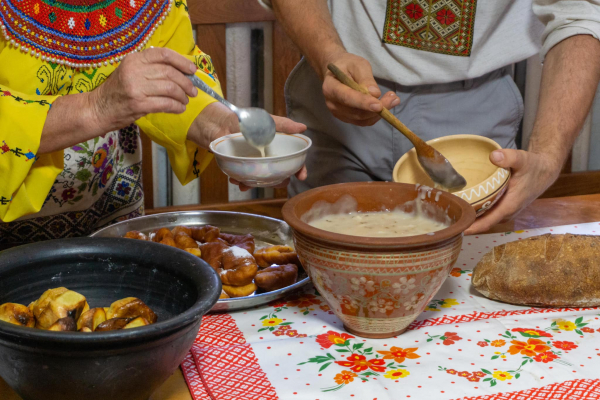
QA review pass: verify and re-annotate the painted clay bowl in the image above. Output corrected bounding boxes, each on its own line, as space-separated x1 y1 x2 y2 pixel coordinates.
210 133 311 187
393 135 510 217
282 182 475 338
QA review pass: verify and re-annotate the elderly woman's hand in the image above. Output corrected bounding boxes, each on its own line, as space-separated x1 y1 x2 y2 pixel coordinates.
89 47 198 134
187 102 308 191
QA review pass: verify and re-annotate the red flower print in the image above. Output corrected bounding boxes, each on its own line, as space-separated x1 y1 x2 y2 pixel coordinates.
405 3 423 20
467 376 480 382
377 347 420 363
273 330 286 337
61 188 77 201
443 332 462 345
436 9 455 25
316 330 355 349
286 293 321 308
533 351 558 363
490 339 506 347
2 91 11 96
581 327 594 333
508 339 550 357
457 371 471 378
512 328 553 338
472 371 486 378
277 326 292 331
335 354 386 373
450 268 462 277
334 370 357 385
297 334 308 338
285 330 299 337
553 341 578 352
446 369 457 375
477 341 488 347
270 300 287 308
1 142 10 153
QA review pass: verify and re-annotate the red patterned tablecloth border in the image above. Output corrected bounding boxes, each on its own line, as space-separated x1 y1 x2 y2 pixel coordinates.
459 378 600 400
182 314 279 400
181 350 211 400
409 306 597 330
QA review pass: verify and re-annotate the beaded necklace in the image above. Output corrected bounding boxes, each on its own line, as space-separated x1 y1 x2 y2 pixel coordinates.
0 0 172 68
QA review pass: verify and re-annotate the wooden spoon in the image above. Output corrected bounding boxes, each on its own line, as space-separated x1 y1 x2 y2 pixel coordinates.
327 64 467 191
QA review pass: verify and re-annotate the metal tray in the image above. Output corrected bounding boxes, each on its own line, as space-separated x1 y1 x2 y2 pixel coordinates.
90 211 310 312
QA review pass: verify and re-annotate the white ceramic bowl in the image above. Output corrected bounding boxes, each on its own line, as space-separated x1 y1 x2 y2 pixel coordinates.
209 133 312 187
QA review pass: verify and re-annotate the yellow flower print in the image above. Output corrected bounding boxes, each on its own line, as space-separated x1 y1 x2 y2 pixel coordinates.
384 369 410 380
262 317 283 327
493 352 506 359
440 299 459 308
99 14 107 27
556 320 576 331
425 306 440 312
492 371 513 381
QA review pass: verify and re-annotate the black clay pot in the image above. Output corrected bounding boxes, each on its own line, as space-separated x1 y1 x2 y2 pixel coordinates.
0 237 221 400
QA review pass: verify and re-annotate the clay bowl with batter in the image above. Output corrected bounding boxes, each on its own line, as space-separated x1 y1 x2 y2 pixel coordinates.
282 182 475 339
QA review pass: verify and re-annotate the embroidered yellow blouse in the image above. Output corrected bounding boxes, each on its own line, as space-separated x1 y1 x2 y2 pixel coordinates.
0 0 220 223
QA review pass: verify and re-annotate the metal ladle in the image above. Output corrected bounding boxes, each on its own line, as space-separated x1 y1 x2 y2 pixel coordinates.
187 74 276 149
327 64 467 191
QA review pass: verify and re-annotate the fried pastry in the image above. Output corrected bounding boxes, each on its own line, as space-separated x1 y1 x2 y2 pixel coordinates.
254 245 300 269
184 248 202 257
222 282 257 298
171 225 193 237
200 241 230 270
255 264 298 292
219 233 255 254
174 231 199 250
191 225 221 243
219 290 230 299
152 228 173 243
123 230 148 241
219 246 258 286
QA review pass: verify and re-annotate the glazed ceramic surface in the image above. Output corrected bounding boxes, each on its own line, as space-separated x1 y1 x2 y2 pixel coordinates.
282 182 475 338
393 135 510 217
209 133 311 187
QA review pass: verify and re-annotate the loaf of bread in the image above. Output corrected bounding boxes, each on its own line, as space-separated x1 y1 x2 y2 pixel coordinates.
472 233 600 307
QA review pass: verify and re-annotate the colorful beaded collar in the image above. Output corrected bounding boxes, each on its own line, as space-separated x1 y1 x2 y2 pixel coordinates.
0 0 171 68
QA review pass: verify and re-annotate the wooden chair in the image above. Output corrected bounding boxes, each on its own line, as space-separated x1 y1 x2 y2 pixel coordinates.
141 0 301 213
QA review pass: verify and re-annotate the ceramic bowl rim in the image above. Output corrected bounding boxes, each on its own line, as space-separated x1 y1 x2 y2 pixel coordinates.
0 237 221 348
209 133 312 162
392 134 509 201
282 182 476 248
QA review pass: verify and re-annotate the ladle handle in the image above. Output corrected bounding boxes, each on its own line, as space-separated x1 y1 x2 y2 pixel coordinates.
327 64 433 157
187 74 239 113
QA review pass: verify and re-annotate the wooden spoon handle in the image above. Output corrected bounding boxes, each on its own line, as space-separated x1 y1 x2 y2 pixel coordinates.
327 64 432 157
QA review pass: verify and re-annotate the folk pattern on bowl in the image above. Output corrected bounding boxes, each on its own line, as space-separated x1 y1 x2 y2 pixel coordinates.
456 168 510 217
294 233 463 338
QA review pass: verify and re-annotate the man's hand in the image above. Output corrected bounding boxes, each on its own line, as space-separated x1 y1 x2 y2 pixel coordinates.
465 149 562 235
322 52 400 126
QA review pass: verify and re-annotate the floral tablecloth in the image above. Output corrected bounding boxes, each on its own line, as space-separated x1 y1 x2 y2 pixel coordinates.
181 222 600 400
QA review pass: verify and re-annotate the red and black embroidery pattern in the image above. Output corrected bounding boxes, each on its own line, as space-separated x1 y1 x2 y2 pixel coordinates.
383 0 478 57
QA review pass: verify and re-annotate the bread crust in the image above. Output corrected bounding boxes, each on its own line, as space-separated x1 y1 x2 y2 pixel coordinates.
472 234 600 307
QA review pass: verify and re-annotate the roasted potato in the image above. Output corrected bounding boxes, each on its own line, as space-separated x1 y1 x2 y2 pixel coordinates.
106 298 157 324
124 317 150 329
48 317 77 332
0 303 35 327
79 327 93 333
30 288 88 329
77 308 107 331
95 318 133 332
